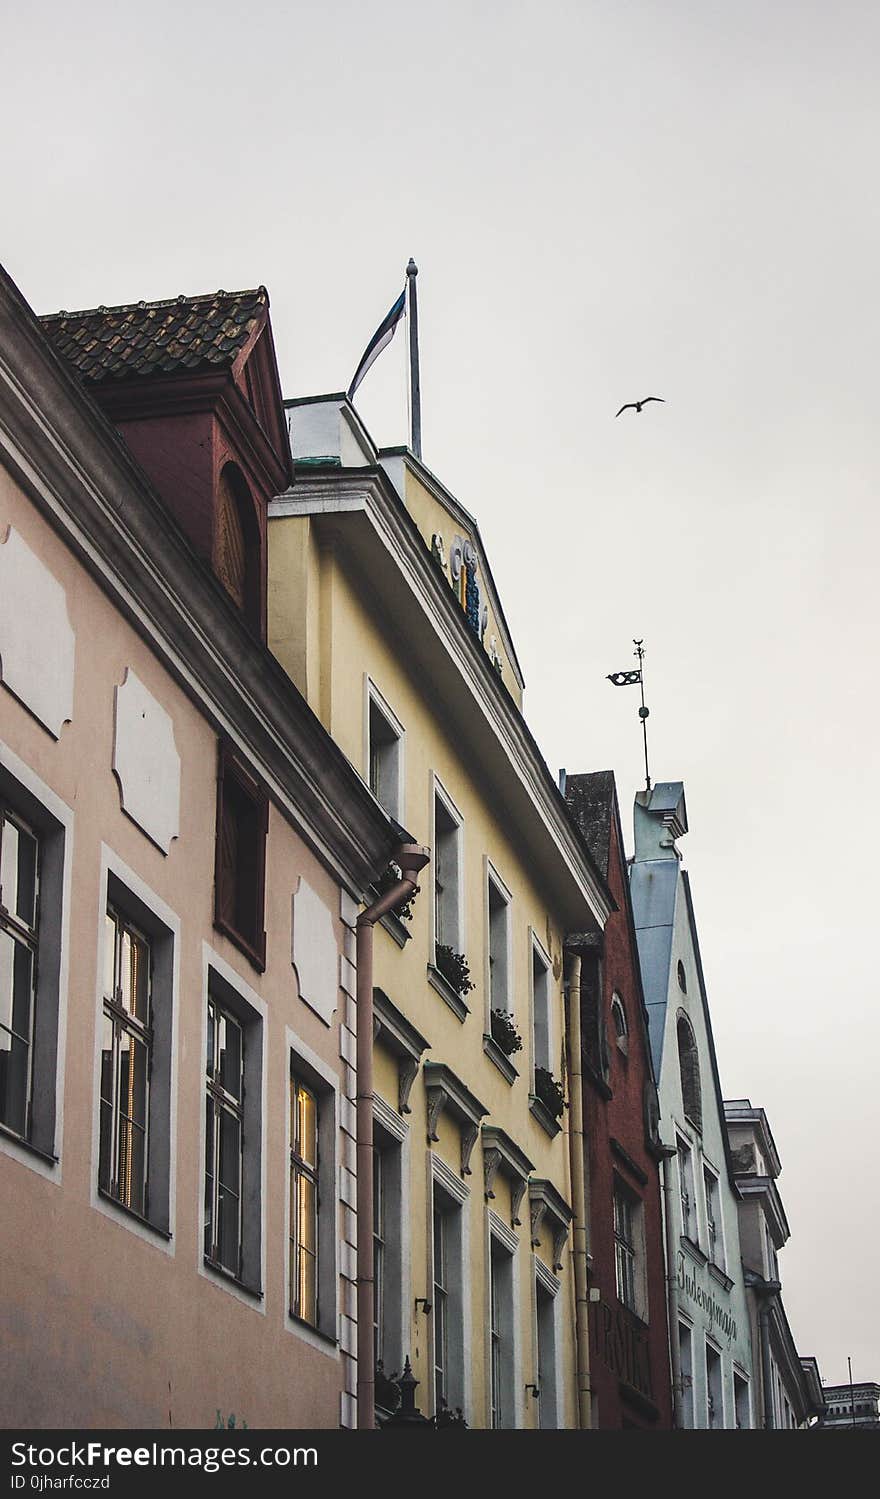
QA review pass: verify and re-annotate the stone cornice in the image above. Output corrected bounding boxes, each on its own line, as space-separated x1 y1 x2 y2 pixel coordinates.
423 1060 489 1178
270 473 614 929
0 267 397 894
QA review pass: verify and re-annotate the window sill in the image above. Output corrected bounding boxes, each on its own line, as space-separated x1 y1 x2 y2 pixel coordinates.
213 914 266 974
379 908 411 949
483 1034 518 1085
98 1187 171 1240
0 1121 58 1166
427 963 469 1022
203 1256 263 1299
288 1310 337 1348
529 1095 562 1138
708 1260 734 1292
679 1234 708 1267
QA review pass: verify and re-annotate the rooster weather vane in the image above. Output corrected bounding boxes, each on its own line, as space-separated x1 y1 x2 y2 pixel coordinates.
607 640 652 790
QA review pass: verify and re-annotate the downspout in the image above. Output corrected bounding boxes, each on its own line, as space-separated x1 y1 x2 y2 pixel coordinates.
660 1151 684 1427
356 843 430 1432
564 949 592 1430
755 1279 781 1429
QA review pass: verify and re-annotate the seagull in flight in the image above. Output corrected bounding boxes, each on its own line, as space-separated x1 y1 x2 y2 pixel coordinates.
615 396 665 417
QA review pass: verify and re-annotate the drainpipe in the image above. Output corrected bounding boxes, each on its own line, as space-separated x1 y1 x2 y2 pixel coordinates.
755 1278 781 1429
356 843 430 1432
564 949 592 1430
660 1150 684 1427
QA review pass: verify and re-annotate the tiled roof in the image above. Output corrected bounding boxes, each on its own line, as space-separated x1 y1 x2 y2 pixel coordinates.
40 288 268 384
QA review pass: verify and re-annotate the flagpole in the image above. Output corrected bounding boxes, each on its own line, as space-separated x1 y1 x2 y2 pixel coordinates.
634 639 651 791
406 257 422 460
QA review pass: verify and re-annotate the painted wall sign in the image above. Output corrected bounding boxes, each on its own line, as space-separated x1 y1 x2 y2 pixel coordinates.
677 1250 737 1343
590 1297 654 1400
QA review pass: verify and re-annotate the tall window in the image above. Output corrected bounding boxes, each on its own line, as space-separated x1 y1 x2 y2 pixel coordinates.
677 1013 702 1132
532 942 551 1074
433 1201 450 1411
706 1341 723 1428
290 1076 318 1325
734 1371 751 1429
373 1145 385 1364
367 688 403 821
703 1165 723 1267
434 789 461 955
204 998 244 1276
0 806 39 1139
613 1183 638 1312
678 1138 696 1241
611 994 628 1055
99 907 151 1215
489 1238 514 1427
679 1322 694 1428
215 745 268 970
490 1244 502 1428
535 1279 559 1429
487 869 511 1014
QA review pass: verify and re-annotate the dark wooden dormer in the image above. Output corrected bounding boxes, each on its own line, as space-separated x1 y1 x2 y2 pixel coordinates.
41 287 292 641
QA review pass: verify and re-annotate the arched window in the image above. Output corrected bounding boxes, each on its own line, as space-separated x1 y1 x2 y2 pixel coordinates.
677 960 687 993
611 994 628 1055
677 1013 702 1132
215 463 260 629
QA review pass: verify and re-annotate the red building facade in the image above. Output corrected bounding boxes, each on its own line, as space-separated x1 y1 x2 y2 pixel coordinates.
566 772 673 1429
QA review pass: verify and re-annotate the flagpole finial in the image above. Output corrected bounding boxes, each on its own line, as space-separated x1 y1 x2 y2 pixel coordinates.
407 257 418 277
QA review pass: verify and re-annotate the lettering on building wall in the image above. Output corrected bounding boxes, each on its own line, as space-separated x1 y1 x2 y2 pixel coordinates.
677 1251 736 1344
591 1298 654 1400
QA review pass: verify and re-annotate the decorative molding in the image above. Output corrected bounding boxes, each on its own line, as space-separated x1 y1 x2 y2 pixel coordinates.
483 1032 517 1084
0 524 75 738
430 1149 470 1207
488 1210 519 1258
528 1179 573 1272
534 1256 560 1299
373 1092 408 1145
423 1061 488 1178
610 1136 649 1187
373 988 430 1114
481 1125 534 1227
529 1095 562 1139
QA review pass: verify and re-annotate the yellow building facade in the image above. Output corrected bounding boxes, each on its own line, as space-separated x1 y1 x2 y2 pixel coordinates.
269 396 611 1429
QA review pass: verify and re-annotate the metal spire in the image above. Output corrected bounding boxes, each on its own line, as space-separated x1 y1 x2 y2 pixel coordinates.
406 258 422 460
606 638 652 791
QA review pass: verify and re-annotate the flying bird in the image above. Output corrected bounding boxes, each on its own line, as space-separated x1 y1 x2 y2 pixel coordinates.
615 396 665 417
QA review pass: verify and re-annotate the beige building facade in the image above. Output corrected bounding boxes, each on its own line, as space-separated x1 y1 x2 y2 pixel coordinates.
0 271 401 1429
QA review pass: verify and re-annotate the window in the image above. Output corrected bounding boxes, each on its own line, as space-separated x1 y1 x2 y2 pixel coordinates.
679 1322 694 1428
99 908 151 1216
0 805 39 1140
489 1237 515 1427
614 1182 638 1312
677 959 687 993
535 1275 559 1429
290 1076 318 1325
367 686 403 821
214 744 268 970
373 1144 385 1364
678 1137 696 1242
0 760 68 1165
205 997 244 1277
611 993 628 1055
214 463 261 633
373 1100 406 1380
703 1165 723 1267
706 1341 723 1428
203 966 264 1295
532 940 551 1074
433 788 462 956
287 1040 338 1345
677 1013 702 1132
487 867 511 1015
734 1373 755 1427
433 1199 450 1412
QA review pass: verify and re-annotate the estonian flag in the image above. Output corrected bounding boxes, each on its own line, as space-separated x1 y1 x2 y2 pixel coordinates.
347 288 406 400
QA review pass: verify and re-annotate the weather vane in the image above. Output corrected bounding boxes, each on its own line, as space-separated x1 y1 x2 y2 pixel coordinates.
607 640 652 791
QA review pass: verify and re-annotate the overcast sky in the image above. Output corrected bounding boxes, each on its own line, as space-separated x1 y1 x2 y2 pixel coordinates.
4 0 878 1388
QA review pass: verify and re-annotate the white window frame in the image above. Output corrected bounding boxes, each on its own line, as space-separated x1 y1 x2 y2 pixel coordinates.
431 776 464 959
733 1367 752 1429
705 1337 724 1429
0 743 72 1182
284 1028 340 1354
702 1160 725 1269
529 930 553 1080
198 943 267 1312
534 1256 563 1429
610 992 628 1055
428 1151 470 1422
485 858 513 1026
364 677 405 822
487 1211 521 1429
678 1318 695 1428
91 846 179 1250
677 1134 697 1243
373 1092 409 1380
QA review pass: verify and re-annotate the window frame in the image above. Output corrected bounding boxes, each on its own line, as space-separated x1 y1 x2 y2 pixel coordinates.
364 678 405 823
432 777 464 961
485 860 513 1022
534 1259 562 1429
530 932 552 1077
214 742 268 973
289 1073 319 1327
677 1135 697 1244
0 747 71 1175
373 1094 408 1382
488 1215 519 1429
429 1153 469 1421
199 947 265 1306
702 1161 724 1269
284 1030 339 1350
676 1010 702 1134
0 803 40 1143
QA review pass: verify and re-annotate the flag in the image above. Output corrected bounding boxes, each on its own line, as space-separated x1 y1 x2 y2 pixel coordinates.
347 288 406 400
606 669 642 686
